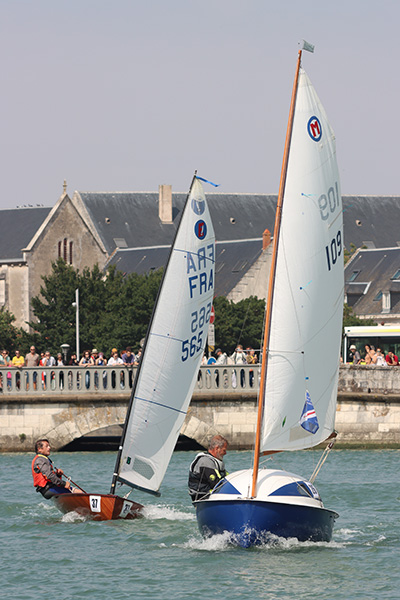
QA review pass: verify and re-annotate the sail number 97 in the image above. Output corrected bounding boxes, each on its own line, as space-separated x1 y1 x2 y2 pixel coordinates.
326 230 342 271
181 303 211 362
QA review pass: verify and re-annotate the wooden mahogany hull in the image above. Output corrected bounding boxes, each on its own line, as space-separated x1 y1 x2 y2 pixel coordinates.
53 493 143 521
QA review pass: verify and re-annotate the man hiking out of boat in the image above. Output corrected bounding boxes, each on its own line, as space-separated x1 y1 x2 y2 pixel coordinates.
188 435 228 501
32 439 80 499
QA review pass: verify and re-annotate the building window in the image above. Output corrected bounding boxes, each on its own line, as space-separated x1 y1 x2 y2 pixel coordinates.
58 238 73 264
391 269 400 280
348 270 360 282
373 291 383 301
0 279 5 305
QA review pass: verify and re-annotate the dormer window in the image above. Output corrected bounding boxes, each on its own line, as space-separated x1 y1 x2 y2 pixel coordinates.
391 269 400 280
348 270 360 282
373 291 383 301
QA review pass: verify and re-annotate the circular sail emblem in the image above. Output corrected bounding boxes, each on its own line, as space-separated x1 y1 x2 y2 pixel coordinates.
191 196 205 215
307 116 322 142
194 220 207 240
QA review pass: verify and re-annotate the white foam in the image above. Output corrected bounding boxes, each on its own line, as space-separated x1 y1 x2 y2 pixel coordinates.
141 504 195 521
61 510 89 523
182 531 234 551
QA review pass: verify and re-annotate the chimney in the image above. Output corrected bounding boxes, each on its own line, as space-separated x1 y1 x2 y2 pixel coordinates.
262 229 271 250
382 291 391 313
159 184 173 224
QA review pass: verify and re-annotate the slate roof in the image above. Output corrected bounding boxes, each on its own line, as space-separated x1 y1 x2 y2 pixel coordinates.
341 195 400 249
345 247 400 315
82 191 400 300
108 239 264 298
0 207 52 260
78 192 277 255
79 192 400 257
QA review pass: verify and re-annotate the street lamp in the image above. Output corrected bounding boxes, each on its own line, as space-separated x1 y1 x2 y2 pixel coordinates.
61 343 70 363
72 288 80 360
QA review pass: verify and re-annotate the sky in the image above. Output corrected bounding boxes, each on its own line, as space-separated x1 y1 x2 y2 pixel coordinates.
1 0 399 210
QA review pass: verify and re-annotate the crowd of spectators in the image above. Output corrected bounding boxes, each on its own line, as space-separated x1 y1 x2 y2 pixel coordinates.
0 346 142 370
202 345 259 366
347 344 399 366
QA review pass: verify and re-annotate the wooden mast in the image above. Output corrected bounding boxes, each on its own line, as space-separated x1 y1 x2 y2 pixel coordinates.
251 50 303 498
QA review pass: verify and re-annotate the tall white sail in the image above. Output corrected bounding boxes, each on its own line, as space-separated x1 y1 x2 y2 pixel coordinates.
261 69 344 452
116 177 215 493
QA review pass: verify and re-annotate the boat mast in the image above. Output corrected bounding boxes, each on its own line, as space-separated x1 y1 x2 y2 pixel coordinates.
251 50 303 498
110 173 198 495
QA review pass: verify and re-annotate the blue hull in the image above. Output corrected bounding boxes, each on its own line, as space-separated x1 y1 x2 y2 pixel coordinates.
195 499 338 547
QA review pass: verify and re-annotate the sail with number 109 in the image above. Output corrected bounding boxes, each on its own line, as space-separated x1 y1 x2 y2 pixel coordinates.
194 49 344 546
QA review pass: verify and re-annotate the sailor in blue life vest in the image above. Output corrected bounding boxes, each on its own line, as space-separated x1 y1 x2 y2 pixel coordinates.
32 438 79 499
188 435 228 501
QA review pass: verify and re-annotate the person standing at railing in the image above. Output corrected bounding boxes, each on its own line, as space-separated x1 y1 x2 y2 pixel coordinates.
25 346 40 390
0 349 11 391
11 350 24 389
215 349 227 365
79 351 92 389
68 353 79 366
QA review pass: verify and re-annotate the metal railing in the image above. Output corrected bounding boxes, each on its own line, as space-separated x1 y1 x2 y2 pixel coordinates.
0 364 261 397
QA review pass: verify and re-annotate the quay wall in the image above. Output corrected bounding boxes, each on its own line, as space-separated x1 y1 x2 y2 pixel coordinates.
1 364 400 451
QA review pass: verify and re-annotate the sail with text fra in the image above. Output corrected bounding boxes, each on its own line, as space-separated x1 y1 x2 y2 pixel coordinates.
111 176 216 496
52 176 215 520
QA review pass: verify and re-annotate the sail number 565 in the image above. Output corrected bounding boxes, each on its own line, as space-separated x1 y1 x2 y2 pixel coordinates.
325 230 342 271
181 302 211 362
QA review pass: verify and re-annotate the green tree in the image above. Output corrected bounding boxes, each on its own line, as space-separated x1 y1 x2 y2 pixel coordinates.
343 303 376 328
213 296 265 354
28 259 164 357
0 307 25 353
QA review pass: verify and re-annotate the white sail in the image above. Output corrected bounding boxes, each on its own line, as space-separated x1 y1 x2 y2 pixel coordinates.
117 178 215 493
261 68 344 452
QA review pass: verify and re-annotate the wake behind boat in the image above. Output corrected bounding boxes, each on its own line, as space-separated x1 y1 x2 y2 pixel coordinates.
54 175 216 520
195 46 344 546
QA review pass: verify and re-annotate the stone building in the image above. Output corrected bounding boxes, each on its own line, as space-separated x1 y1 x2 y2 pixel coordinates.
1 186 400 330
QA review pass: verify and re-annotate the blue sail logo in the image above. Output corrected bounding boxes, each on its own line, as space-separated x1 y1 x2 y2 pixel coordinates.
307 116 322 142
191 197 205 215
194 220 207 240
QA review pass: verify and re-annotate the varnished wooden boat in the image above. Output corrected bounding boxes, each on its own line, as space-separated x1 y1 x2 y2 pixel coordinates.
53 493 143 521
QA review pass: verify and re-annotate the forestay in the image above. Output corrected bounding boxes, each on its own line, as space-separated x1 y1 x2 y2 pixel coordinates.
116 177 215 493
261 69 344 452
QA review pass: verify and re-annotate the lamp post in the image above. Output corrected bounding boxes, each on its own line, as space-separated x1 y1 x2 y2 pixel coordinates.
61 343 70 364
72 288 80 361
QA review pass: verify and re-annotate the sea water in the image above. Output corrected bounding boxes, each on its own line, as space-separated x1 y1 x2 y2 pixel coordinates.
2 449 399 600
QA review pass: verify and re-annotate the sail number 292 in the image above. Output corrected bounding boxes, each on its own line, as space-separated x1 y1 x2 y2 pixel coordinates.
181 302 211 361
325 230 342 271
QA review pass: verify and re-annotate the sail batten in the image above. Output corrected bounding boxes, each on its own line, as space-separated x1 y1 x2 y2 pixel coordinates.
114 177 215 495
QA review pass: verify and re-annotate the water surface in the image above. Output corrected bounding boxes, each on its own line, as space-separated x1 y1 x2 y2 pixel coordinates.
2 449 399 599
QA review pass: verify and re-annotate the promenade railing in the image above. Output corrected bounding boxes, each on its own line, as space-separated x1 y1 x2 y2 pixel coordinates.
2 363 400 399
0 364 260 397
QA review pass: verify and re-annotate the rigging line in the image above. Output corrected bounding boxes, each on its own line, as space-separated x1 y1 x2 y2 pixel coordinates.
174 247 216 264
150 332 185 343
134 396 187 414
